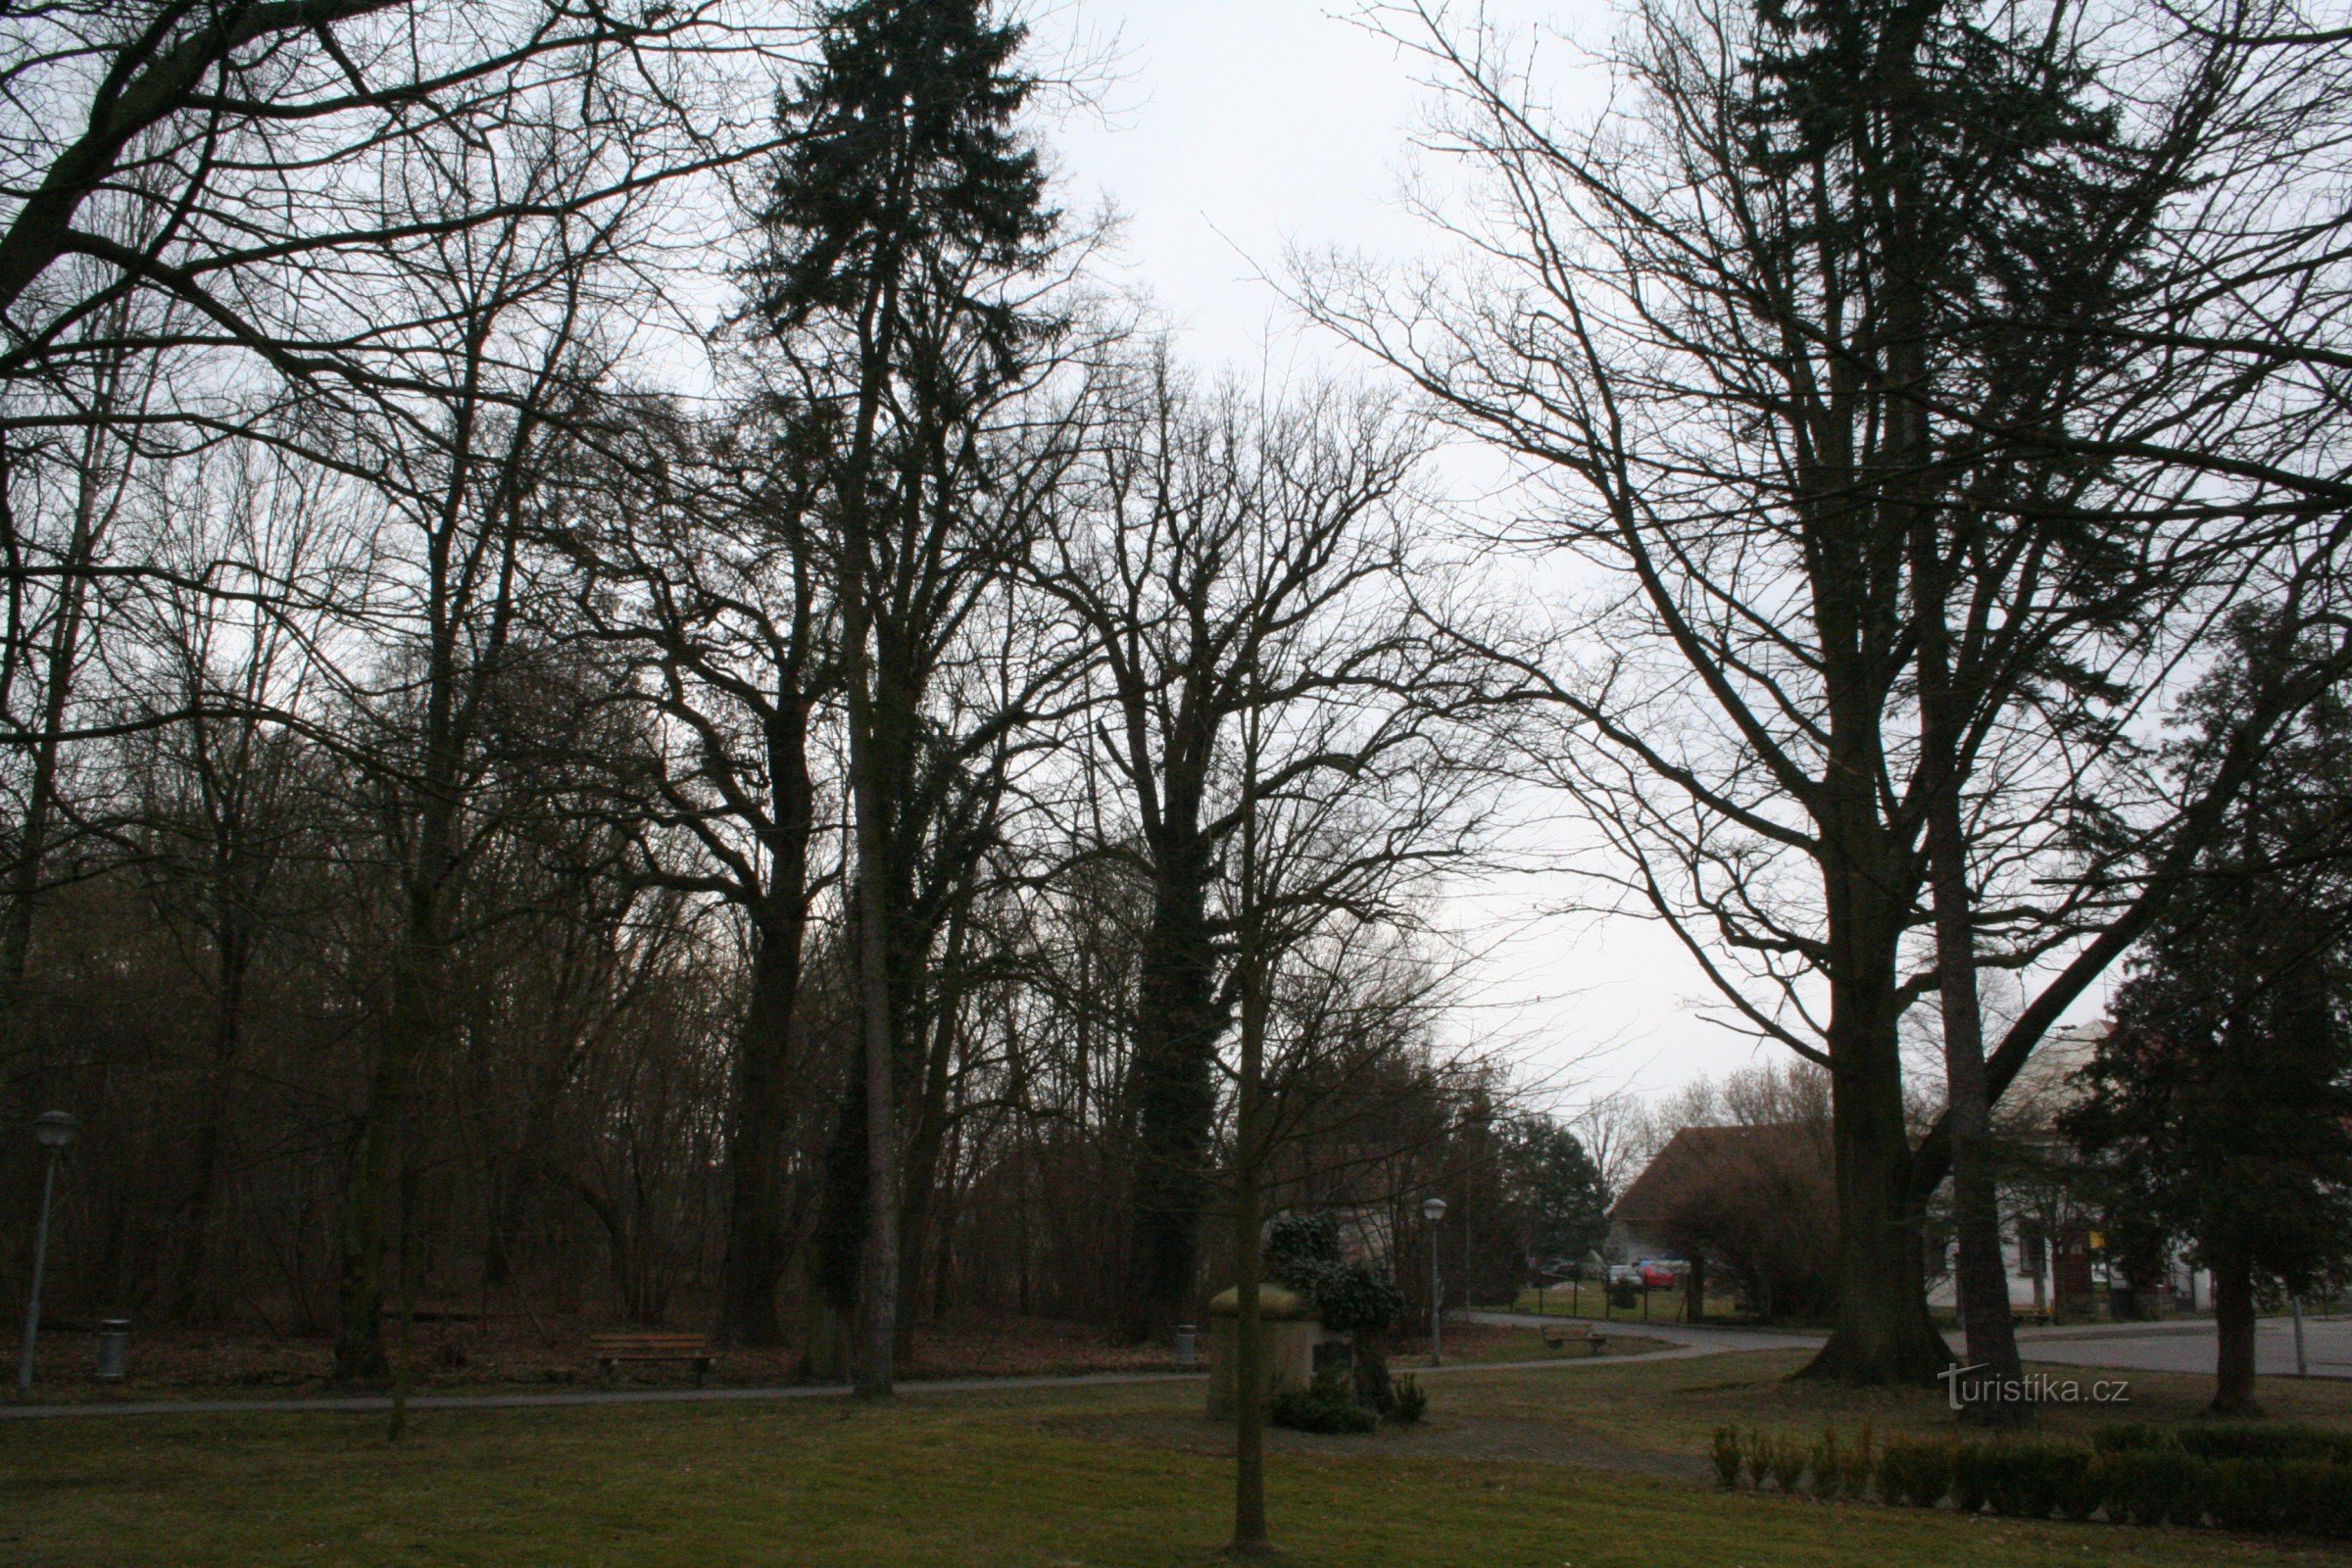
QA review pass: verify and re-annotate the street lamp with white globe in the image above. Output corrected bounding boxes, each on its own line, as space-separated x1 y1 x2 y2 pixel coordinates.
18 1110 77 1395
1421 1195 1447 1365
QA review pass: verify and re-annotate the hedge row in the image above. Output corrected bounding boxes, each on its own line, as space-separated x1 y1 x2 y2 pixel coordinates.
1709 1424 2352 1538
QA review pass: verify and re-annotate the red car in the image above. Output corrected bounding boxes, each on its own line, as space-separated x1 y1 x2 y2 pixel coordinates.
1635 1260 1682 1289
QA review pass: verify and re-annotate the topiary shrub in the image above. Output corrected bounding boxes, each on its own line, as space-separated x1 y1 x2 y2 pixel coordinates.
1269 1365 1377 1435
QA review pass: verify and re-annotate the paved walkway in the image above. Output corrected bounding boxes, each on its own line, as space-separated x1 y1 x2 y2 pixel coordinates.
0 1368 1205 1422
1 1313 1817 1423
1469 1308 2352 1384
1456 1309 1826 1358
14 1310 2328 1421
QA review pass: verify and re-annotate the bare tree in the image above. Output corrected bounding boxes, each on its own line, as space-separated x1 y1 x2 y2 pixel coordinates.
1310 0 2352 1387
1040 347 1438 1342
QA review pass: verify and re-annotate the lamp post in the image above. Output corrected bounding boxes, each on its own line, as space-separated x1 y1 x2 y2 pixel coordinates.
18 1110 77 1396
1422 1196 1446 1365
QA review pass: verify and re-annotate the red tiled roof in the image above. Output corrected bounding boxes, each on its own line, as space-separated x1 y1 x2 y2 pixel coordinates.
1608 1123 1823 1225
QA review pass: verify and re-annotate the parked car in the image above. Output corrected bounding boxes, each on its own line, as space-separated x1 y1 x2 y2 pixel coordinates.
1636 1260 1682 1289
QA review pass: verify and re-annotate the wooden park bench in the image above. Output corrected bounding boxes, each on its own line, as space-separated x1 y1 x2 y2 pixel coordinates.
1542 1323 1607 1356
589 1333 714 1387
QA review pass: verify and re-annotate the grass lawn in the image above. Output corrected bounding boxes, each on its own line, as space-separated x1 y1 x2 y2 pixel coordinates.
5 1349 2348 1566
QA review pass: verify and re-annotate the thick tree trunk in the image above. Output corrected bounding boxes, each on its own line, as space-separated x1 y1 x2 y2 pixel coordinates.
336 790 453 1386
719 920 802 1346
804 1072 865 1382
720 695 814 1347
1801 800 1949 1383
1121 846 1220 1343
2209 1247 2262 1416
1802 945 1948 1383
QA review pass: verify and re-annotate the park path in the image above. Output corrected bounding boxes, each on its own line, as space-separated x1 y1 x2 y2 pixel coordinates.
18 1308 2316 1421
0 1313 1811 1423
1471 1306 2352 1384
1457 1310 1826 1357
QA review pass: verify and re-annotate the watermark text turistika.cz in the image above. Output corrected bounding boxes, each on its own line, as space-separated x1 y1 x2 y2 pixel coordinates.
1937 1364 2132 1410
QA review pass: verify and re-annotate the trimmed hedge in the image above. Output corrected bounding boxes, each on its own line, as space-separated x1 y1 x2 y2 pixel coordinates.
1707 1422 2352 1538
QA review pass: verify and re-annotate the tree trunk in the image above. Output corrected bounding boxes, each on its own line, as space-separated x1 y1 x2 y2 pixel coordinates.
896 905 970 1357
1121 846 1219 1343
804 1072 865 1382
720 694 814 1347
2209 1247 2262 1416
335 788 453 1386
1802 836 1949 1384
1228 957 1270 1558
1802 978 1947 1381
1919 595 2029 1422
172 908 249 1322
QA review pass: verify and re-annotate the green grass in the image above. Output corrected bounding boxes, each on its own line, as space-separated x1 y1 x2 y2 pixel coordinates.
4 1351 2347 1566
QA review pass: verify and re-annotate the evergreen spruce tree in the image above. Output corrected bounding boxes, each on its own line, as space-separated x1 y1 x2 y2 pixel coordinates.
2068 616 2352 1415
750 0 1055 1396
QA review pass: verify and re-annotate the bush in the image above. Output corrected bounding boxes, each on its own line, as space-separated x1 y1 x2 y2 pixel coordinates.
1712 1427 1744 1490
1951 1442 1998 1514
1269 1366 1377 1435
1609 1279 1641 1309
2050 1447 2100 1521
1264 1211 1342 1278
2278 1458 2352 1538
2098 1449 2201 1528
1744 1428 1773 1491
2090 1423 2170 1454
1710 1420 2352 1540
1840 1425 1875 1501
2206 1459 2282 1534
1969 1441 2092 1520
2174 1423 2352 1465
1768 1431 1807 1493
1876 1438 1952 1508
1388 1372 1427 1426
1809 1430 1842 1500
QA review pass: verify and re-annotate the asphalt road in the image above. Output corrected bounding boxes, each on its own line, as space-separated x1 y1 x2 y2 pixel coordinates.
1475 1308 2352 1385
2018 1314 2352 1381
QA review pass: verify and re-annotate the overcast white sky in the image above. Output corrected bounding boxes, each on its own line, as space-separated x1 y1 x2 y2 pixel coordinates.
1025 0 1797 1105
